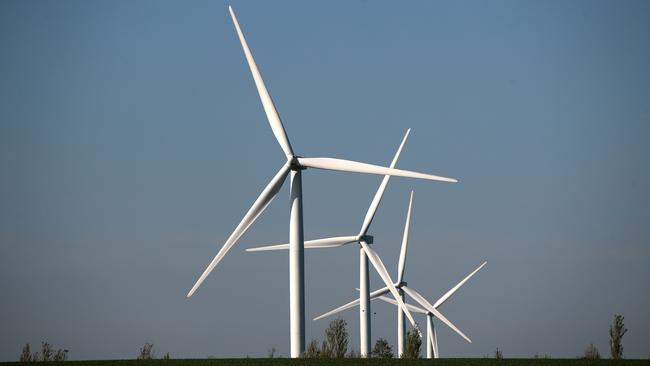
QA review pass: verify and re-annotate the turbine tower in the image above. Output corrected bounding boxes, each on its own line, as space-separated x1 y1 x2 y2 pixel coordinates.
186 7 458 358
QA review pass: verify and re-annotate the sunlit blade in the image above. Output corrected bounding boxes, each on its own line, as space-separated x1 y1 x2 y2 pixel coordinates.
355 286 391 299
297 157 457 183
186 163 290 297
313 297 360 321
360 241 421 335
245 243 288 252
369 286 391 299
246 236 358 252
402 285 471 343
358 129 410 236
316 286 390 321
432 261 487 309
376 295 427 314
397 191 414 283
228 6 293 157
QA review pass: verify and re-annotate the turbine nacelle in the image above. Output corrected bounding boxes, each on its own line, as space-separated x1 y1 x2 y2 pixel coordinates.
358 235 373 244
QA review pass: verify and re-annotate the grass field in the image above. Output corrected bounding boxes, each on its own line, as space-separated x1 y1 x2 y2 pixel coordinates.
1 359 648 366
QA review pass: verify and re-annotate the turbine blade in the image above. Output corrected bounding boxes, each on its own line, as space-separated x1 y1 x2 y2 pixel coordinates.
369 286 391 299
355 286 391 299
228 6 293 157
245 243 288 252
358 129 410 236
402 285 471 343
360 241 421 335
297 157 457 183
397 191 414 283
313 297 360 321
316 286 391 321
246 236 358 252
186 163 290 297
432 261 487 309
376 295 428 314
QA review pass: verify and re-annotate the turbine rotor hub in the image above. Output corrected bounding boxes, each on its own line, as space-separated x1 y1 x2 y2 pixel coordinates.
289 156 306 171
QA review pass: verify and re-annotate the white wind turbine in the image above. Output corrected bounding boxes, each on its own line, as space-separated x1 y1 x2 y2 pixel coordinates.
313 191 486 357
186 6 458 358
372 258 487 358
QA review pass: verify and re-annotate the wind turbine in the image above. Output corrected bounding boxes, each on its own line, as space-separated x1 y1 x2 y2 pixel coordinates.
372 296 436 357
186 7 458 358
372 257 487 358
247 142 453 357
313 191 485 357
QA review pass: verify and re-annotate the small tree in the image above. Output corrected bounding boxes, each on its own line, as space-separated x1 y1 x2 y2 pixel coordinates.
495 347 503 359
53 349 69 361
320 340 331 358
609 314 627 359
324 318 349 358
40 342 54 362
19 343 32 362
584 343 600 359
137 342 155 360
267 347 276 358
302 339 321 358
372 338 394 358
402 329 421 359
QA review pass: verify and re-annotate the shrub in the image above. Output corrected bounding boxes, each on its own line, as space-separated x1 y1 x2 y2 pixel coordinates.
19 344 32 363
495 347 503 359
19 342 67 362
301 339 321 358
53 349 69 361
402 329 421 359
372 338 394 358
320 340 331 358
584 343 600 359
137 342 155 360
39 342 53 362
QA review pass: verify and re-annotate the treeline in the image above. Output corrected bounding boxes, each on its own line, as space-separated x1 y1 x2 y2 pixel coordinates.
16 313 632 361
19 342 68 362
300 318 423 358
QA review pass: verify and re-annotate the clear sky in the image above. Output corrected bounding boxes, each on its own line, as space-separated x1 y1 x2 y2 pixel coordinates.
1 0 649 361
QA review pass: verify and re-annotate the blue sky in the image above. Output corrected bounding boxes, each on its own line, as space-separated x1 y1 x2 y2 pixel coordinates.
1 0 649 360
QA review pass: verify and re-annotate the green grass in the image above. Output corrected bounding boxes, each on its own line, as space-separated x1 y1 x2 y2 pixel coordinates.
1 359 648 366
